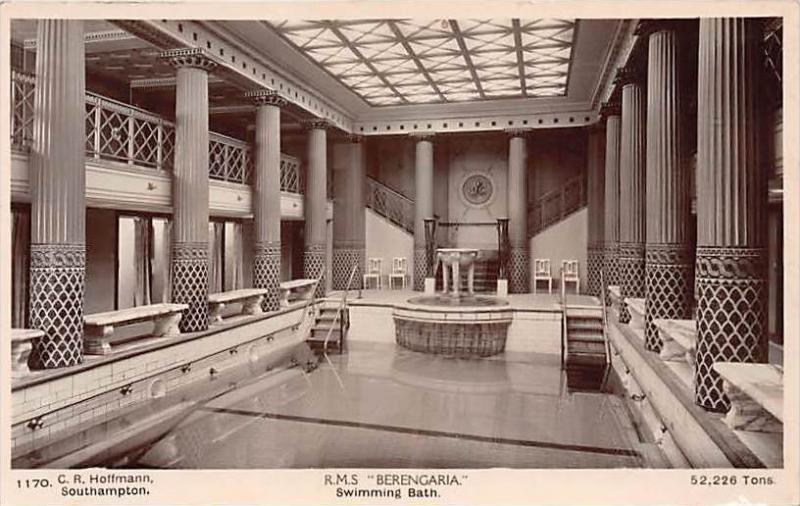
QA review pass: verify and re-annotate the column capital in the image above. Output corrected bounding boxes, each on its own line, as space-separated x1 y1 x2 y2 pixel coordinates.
504 127 533 139
409 132 435 142
635 19 686 38
159 48 218 71
614 65 644 87
600 100 621 118
302 118 333 131
344 133 365 143
246 89 287 108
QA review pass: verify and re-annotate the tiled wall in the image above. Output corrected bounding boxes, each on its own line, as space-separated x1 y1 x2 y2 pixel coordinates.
11 303 317 459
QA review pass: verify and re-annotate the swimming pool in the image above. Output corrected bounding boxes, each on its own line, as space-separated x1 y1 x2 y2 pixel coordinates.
130 342 658 469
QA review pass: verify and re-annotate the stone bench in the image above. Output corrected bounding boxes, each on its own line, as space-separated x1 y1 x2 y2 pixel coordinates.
11 329 43 378
713 362 783 433
626 297 646 330
279 279 319 307
208 288 269 325
654 318 696 366
84 303 188 355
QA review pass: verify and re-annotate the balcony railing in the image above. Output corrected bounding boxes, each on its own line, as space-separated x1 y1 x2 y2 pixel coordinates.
528 175 586 237
11 71 301 191
366 176 414 234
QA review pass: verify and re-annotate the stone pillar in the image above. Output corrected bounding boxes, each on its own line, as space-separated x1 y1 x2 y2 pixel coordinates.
617 67 647 323
586 126 605 297
506 129 531 293
161 48 217 332
332 135 366 290
303 119 330 297
601 102 622 299
413 133 435 291
694 18 767 412
640 21 694 352
246 89 285 311
28 20 86 369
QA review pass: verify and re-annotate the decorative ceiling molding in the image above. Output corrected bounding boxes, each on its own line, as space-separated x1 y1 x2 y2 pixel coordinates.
594 19 638 109
130 75 226 89
23 29 137 49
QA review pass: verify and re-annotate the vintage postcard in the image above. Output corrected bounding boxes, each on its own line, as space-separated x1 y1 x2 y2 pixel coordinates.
0 0 797 504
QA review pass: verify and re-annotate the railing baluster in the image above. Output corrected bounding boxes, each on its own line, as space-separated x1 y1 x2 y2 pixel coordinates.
127 114 135 164
156 123 163 171
93 100 101 159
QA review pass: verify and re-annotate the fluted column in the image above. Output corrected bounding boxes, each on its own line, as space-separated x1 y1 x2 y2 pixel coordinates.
161 48 217 332
586 126 606 297
617 68 647 323
694 18 767 412
506 129 531 293
332 134 366 290
413 133 435 291
601 102 621 300
246 89 285 311
640 21 694 352
304 119 330 297
28 20 86 369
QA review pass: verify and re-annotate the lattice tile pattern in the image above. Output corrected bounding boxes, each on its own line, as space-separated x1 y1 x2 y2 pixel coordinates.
509 247 530 293
587 244 603 296
303 244 327 298
254 241 281 312
694 247 767 412
171 242 209 333
603 242 619 304
618 242 645 324
28 244 85 369
644 244 694 352
332 247 365 290
413 247 426 291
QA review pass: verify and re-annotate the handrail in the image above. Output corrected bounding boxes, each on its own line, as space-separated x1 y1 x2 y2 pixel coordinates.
366 176 415 233
560 265 567 369
528 174 586 237
366 175 412 202
599 268 612 390
322 261 359 355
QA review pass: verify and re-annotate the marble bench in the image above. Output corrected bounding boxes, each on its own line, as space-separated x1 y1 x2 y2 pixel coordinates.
84 303 188 355
713 362 783 433
11 329 43 378
654 318 696 366
626 297 646 331
208 288 269 325
279 279 319 307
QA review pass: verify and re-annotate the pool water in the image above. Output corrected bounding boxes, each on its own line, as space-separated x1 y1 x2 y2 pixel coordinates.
132 342 655 469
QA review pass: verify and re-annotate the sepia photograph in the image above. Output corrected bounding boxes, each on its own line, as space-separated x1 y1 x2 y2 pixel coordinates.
0 1 797 504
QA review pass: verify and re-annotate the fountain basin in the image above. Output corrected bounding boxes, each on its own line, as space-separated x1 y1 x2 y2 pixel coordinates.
393 295 512 358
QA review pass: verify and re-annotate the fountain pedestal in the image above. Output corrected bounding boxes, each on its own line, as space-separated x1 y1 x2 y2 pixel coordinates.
436 248 479 296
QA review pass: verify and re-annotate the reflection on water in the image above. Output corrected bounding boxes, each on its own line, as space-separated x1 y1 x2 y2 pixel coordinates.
130 343 651 469
406 295 509 307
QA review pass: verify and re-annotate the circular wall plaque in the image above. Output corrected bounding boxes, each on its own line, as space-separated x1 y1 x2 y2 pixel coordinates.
461 174 494 206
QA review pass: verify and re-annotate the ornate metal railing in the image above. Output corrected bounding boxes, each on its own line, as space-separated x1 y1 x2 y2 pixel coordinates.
10 70 35 148
366 176 414 234
208 131 252 184
85 92 176 170
10 72 304 187
280 155 302 193
528 175 586 237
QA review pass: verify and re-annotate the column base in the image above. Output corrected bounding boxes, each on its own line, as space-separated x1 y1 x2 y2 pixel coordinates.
332 246 364 291
509 246 529 294
254 241 281 312
28 244 85 369
303 243 327 298
413 247 426 291
171 242 209 333
618 241 645 323
644 244 694 352
587 243 604 297
694 247 767 412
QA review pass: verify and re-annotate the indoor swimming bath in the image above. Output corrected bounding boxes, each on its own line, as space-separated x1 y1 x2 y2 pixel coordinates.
126 342 659 469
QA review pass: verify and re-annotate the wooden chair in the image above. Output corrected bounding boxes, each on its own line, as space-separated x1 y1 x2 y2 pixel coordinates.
561 259 580 294
363 257 383 289
533 258 553 294
389 257 408 290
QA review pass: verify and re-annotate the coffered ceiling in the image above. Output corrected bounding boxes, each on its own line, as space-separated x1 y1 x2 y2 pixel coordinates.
267 19 576 106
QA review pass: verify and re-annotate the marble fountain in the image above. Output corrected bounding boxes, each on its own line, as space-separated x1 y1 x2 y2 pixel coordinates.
393 248 512 358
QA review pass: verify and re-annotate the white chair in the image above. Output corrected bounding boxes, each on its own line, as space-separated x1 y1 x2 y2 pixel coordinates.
363 258 383 289
533 258 552 294
561 259 580 294
389 257 408 290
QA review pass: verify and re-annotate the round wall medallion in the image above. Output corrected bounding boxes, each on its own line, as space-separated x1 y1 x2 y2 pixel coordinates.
462 174 494 206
